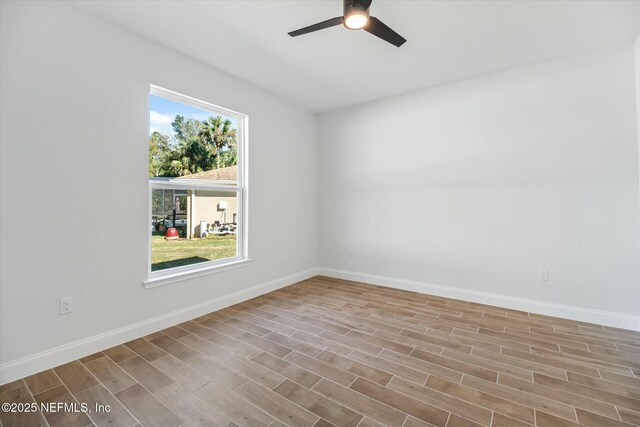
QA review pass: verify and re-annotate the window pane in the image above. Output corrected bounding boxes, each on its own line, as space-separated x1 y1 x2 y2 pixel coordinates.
151 190 238 271
162 190 173 217
152 189 163 221
148 94 238 184
148 89 244 276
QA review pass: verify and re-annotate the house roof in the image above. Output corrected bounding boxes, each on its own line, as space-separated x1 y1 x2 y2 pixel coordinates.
175 165 237 181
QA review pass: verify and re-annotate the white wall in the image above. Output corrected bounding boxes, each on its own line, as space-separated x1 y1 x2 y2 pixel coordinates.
636 35 640 261
2 1 639 383
319 45 640 319
0 2 317 370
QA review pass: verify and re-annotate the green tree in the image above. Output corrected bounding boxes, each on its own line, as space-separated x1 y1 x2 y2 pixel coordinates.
167 157 191 177
171 115 201 142
198 116 237 168
149 114 238 177
217 148 238 168
181 136 211 173
148 131 170 177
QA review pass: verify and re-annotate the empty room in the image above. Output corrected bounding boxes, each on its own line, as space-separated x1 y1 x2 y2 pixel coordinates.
1 1 640 426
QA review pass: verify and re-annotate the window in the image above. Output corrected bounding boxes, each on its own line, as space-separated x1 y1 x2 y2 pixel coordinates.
146 86 248 287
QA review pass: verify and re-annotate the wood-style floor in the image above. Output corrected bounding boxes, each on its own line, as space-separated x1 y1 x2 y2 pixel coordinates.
1 276 640 427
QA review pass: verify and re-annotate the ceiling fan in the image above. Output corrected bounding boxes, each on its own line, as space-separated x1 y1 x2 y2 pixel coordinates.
288 0 406 47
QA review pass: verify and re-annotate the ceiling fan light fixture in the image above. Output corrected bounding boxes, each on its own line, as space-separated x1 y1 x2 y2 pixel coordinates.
344 12 368 30
287 0 406 47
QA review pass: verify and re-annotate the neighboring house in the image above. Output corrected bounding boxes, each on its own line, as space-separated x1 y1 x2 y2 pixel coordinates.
175 165 237 181
150 165 238 238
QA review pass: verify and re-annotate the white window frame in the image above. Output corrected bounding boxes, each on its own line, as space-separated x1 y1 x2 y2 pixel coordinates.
144 85 250 288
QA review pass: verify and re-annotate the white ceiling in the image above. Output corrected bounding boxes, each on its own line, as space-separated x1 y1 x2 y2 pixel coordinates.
71 0 640 113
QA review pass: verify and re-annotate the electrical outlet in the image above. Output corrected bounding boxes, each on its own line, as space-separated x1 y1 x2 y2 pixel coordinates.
538 269 549 281
60 297 73 314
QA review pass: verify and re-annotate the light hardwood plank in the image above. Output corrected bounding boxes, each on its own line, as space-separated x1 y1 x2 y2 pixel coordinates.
124 338 167 362
284 351 357 387
312 378 407 427
315 350 392 385
53 360 98 394
387 376 492 426
24 370 61 395
102 344 136 363
115 383 182 427
195 381 274 427
0 385 47 427
118 355 174 392
153 382 229 426
273 380 362 427
424 376 534 424
84 355 136 394
252 352 321 388
234 381 319 427
150 354 210 391
75 384 139 427
349 377 449 427
33 385 92 427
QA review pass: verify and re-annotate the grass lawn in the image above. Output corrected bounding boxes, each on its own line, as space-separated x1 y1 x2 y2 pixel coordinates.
151 234 237 271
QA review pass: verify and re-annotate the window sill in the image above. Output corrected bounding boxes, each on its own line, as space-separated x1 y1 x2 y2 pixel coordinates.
143 258 252 289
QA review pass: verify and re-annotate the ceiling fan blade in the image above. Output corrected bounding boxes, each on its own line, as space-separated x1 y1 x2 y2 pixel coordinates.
364 16 406 47
288 16 344 37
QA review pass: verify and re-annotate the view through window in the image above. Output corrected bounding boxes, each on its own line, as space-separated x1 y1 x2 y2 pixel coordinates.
149 87 246 275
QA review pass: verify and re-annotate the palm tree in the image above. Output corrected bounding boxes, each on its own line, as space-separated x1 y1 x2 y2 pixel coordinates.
168 158 191 177
198 116 237 169
182 136 210 173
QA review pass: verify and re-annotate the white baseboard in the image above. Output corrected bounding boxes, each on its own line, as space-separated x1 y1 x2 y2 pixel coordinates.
3 265 638 385
0 267 318 385
318 267 640 331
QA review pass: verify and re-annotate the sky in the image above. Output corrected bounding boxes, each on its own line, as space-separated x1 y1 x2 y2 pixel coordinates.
149 95 237 136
